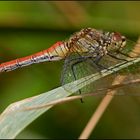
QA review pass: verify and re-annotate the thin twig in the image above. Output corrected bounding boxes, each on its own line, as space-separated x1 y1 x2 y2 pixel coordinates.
79 37 140 139
79 75 125 139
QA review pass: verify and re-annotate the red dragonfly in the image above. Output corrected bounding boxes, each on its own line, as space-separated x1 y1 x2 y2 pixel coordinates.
0 28 127 73
1 27 137 96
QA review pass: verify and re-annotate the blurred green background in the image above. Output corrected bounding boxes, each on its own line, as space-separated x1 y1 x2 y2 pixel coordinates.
0 1 140 139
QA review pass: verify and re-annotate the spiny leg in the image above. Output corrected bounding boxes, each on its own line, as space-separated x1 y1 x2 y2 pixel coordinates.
61 56 86 86
71 58 86 103
60 59 68 86
61 56 87 103
109 51 138 77
90 55 117 74
90 55 111 72
106 52 135 77
117 51 134 58
107 53 129 62
116 51 137 69
61 55 84 85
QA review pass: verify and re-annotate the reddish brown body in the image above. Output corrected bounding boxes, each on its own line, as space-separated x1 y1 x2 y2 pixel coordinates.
0 28 126 73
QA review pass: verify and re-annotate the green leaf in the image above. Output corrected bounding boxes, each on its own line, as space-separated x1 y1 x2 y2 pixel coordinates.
0 57 139 139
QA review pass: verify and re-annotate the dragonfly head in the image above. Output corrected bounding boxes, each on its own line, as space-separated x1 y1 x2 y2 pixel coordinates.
108 32 126 52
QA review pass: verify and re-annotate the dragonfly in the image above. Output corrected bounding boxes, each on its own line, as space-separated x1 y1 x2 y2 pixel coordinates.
0 28 138 95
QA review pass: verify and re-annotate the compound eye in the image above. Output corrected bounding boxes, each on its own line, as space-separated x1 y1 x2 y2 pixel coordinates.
113 32 122 41
122 36 126 42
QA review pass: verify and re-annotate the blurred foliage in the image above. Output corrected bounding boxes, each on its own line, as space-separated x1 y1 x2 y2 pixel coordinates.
0 1 140 139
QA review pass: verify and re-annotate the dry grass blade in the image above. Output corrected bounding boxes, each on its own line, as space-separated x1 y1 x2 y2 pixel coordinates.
79 37 140 139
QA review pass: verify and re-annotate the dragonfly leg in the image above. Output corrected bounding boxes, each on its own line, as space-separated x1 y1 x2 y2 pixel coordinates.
71 58 86 103
106 53 134 76
60 60 68 85
117 51 134 58
71 58 86 81
91 56 109 71
60 56 85 85
107 53 128 62
91 56 116 74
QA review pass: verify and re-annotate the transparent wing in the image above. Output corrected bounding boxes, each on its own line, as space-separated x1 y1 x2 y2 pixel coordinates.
61 53 99 95
61 52 120 95
61 39 140 96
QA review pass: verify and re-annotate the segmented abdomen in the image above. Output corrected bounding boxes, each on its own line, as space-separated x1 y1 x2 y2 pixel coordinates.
0 41 68 72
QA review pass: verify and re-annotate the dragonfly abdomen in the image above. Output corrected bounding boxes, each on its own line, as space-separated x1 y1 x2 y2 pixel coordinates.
0 41 67 72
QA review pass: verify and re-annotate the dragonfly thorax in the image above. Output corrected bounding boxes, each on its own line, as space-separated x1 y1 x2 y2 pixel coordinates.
67 28 127 60
67 28 108 56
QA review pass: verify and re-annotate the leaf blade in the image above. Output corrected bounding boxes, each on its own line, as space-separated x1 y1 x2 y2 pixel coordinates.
0 57 139 139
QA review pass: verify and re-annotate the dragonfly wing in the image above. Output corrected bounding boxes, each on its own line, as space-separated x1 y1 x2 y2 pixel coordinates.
61 52 121 95
61 38 140 96
61 53 99 94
